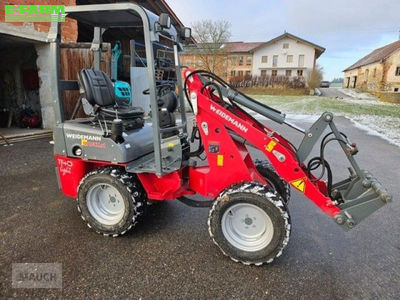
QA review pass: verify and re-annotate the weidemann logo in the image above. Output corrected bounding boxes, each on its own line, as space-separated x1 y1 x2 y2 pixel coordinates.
66 133 102 142
210 104 248 133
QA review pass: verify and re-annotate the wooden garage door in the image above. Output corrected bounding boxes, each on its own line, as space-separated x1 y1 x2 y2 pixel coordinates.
59 43 111 119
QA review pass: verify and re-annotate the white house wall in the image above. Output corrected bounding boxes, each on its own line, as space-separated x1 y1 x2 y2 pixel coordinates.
252 37 316 76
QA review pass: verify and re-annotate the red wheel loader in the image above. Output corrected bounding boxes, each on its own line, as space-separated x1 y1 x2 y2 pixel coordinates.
52 4 391 265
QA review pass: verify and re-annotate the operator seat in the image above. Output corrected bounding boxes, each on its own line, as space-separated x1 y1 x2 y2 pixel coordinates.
77 69 144 126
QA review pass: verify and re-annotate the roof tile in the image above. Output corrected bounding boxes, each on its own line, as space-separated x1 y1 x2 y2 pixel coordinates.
344 40 400 71
224 42 264 53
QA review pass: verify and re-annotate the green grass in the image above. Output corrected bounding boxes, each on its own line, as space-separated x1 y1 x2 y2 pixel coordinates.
253 95 400 118
329 82 343 88
239 87 309 96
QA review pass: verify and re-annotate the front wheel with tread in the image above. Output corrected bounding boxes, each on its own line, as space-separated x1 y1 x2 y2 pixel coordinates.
255 159 291 203
77 167 145 237
208 183 291 266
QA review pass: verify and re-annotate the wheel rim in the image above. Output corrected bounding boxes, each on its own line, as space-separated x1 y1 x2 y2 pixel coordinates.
221 203 274 252
86 183 125 226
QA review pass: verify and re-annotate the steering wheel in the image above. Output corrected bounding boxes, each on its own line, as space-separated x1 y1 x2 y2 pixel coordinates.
142 83 174 96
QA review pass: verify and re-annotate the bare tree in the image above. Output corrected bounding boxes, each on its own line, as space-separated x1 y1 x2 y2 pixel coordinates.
307 65 324 90
190 20 231 75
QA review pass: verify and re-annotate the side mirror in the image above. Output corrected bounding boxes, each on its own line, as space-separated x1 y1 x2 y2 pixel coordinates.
180 27 192 43
158 13 171 29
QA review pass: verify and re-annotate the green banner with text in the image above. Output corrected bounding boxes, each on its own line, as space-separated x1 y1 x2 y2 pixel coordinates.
5 5 65 22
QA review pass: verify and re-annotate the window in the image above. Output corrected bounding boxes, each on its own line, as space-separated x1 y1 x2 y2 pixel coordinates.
373 68 377 77
298 55 304 67
261 56 268 63
239 56 244 66
238 70 244 77
364 69 369 80
297 70 303 76
271 70 278 77
273 55 278 67
285 70 292 77
246 56 252 66
231 56 237 66
394 87 399 92
230 70 236 77
396 67 400 76
246 70 251 76
283 43 289 49
222 72 228 78
261 70 267 77
222 58 227 67
185 60 191 66
287 55 293 63
197 60 203 66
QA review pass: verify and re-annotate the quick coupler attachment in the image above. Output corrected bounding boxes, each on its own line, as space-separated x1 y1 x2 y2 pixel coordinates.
330 170 392 230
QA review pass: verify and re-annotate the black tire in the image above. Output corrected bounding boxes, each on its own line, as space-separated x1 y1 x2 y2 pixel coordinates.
208 182 291 266
255 159 291 203
77 167 146 237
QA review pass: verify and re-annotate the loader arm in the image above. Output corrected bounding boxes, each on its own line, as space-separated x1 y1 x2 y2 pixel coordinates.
184 69 392 230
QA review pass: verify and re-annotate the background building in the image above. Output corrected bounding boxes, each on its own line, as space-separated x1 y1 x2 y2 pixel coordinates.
225 42 262 79
252 33 325 78
181 32 325 82
343 40 400 93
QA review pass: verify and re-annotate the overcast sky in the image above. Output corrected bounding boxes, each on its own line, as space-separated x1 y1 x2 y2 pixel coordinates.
167 0 400 80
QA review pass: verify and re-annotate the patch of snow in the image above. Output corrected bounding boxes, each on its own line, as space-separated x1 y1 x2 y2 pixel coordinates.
333 89 398 107
242 99 400 147
340 88 379 101
339 97 397 106
333 96 397 108
252 110 400 148
349 115 400 147
285 114 319 122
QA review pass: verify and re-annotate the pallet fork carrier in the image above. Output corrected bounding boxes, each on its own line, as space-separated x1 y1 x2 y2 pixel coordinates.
53 4 392 265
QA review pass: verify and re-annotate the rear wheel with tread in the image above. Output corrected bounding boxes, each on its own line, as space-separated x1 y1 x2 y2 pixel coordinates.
77 167 146 237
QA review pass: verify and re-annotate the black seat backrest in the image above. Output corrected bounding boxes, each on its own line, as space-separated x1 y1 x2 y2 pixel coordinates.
78 69 115 107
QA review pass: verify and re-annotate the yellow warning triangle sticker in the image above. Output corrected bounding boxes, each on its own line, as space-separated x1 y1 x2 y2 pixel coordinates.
290 178 306 193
